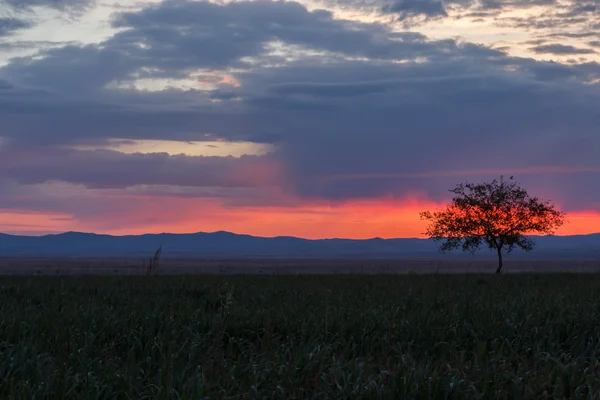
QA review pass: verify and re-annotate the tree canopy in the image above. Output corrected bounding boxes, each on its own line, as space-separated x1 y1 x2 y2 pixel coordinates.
420 176 565 273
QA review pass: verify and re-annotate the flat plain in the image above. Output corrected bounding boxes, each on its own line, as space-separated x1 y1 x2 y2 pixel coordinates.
1 257 600 275
2 273 600 398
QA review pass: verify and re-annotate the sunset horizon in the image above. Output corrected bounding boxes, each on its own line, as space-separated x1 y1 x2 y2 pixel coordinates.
4 203 600 239
3 0 600 395
1 0 599 241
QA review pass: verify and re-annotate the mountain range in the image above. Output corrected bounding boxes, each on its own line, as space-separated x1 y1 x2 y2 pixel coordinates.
1 231 600 259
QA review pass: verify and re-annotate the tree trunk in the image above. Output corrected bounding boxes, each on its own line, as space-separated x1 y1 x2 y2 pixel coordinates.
496 247 503 274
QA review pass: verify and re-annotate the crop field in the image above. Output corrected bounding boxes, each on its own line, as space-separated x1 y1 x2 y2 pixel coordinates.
2 257 600 275
2 274 600 399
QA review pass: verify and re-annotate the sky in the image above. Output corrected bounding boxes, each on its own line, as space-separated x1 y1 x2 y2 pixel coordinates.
1 0 599 238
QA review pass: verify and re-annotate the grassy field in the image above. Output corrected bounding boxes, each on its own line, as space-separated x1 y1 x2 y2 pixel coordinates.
3 257 600 275
1 275 600 399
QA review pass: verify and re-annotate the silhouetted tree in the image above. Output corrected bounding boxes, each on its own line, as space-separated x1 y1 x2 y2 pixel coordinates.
420 176 565 274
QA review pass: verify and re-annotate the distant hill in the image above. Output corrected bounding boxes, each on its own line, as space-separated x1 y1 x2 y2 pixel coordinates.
1 231 600 259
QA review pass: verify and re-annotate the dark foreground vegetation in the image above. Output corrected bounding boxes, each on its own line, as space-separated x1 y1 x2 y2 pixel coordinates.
1 275 600 399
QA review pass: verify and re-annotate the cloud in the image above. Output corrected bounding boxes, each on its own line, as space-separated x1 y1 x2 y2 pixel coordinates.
546 32 599 39
557 2 597 18
2 0 95 11
0 18 32 37
2 0 460 93
1 0 600 229
0 0 501 147
0 179 448 238
530 44 597 55
323 0 560 18
0 147 281 189
477 0 557 9
218 53 600 205
382 0 448 19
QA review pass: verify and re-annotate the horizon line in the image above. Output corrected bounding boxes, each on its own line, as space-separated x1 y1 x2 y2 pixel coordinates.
2 230 599 241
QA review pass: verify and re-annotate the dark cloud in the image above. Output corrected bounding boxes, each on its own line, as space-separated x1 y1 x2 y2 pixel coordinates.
3 0 471 93
0 0 500 146
4 54 600 209
546 32 599 39
266 65 600 203
0 147 279 189
0 18 31 36
3 0 94 11
324 0 559 18
323 0 590 39
497 16 589 30
557 2 597 18
530 44 597 55
109 0 484 64
317 0 463 17
523 39 547 45
382 0 448 19
462 10 501 17
1 0 600 212
477 0 557 9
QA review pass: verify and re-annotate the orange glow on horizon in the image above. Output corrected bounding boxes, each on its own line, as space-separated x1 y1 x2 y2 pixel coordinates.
2 197 600 239
557 211 600 236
